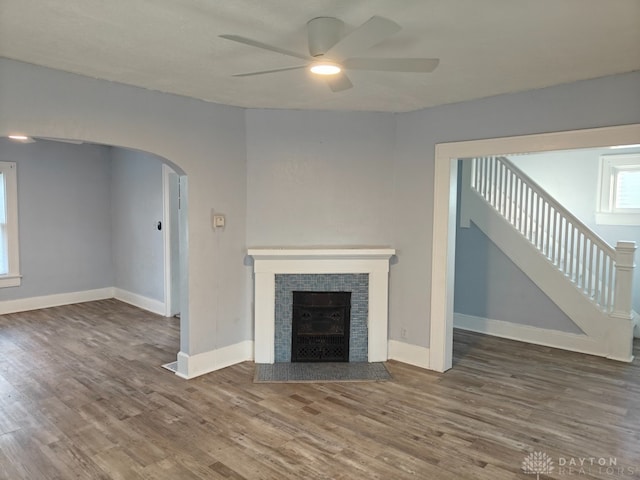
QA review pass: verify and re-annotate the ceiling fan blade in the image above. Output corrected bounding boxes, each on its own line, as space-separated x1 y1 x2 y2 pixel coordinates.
344 57 440 73
219 34 310 61
325 73 353 92
325 16 401 61
307 17 344 57
232 65 307 77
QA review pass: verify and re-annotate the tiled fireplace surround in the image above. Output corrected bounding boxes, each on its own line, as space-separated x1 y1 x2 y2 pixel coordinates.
248 248 395 364
275 274 369 362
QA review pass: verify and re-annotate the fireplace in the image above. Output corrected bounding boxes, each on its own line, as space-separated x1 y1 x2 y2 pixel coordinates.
247 248 395 364
275 274 367 362
291 291 351 362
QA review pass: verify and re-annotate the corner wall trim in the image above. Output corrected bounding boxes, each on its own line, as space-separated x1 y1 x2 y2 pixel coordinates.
0 287 115 315
388 340 430 369
176 340 254 379
114 288 166 316
454 313 605 357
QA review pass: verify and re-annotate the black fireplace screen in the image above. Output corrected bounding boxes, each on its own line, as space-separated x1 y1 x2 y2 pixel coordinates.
291 291 351 362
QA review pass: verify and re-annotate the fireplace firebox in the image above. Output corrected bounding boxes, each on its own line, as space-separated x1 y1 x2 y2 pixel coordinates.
291 291 351 362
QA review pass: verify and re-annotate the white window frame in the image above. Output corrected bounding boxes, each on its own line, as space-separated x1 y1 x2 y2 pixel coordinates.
596 153 640 225
0 161 21 287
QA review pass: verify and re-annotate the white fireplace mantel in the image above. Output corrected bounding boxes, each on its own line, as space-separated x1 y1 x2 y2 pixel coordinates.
248 248 396 364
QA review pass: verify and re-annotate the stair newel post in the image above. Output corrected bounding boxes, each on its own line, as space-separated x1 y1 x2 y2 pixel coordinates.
611 241 637 319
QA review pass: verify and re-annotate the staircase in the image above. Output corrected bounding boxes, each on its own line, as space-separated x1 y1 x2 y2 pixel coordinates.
459 156 637 361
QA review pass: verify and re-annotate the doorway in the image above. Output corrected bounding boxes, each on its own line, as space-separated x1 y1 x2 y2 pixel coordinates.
163 164 181 317
429 123 640 372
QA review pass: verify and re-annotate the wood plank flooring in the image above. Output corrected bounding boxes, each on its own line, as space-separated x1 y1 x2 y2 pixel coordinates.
0 299 639 479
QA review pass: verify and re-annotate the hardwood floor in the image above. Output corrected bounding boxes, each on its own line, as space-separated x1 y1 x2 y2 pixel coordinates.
0 299 639 479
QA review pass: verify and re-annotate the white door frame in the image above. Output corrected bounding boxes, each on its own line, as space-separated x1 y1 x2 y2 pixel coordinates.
162 163 180 317
429 123 640 372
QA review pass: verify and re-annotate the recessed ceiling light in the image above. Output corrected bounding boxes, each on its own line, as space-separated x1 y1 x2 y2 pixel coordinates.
8 135 31 141
309 61 342 76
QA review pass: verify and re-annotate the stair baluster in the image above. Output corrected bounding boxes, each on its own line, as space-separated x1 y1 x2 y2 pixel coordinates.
469 156 635 318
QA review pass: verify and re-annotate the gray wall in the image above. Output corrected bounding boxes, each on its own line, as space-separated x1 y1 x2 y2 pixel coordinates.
454 222 582 333
246 109 396 247
393 70 640 347
111 147 164 302
0 140 167 305
0 58 248 358
1 56 639 358
510 147 640 312
0 138 113 300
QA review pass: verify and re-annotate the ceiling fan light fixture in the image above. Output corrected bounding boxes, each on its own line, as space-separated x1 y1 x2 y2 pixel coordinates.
309 61 341 75
222 15 439 92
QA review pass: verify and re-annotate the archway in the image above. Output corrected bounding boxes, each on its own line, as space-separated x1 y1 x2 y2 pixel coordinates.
0 135 188 366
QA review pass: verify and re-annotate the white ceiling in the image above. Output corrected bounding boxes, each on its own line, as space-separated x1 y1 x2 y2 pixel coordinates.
1 0 639 113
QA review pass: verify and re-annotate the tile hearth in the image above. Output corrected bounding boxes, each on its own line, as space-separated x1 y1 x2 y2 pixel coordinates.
253 362 392 383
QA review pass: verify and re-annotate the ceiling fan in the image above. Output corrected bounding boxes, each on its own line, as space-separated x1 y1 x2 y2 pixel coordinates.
219 16 439 92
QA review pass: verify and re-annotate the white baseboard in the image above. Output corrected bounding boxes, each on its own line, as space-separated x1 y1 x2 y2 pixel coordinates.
0 287 114 315
454 313 606 357
176 340 254 379
113 288 165 316
388 339 430 369
0 287 167 317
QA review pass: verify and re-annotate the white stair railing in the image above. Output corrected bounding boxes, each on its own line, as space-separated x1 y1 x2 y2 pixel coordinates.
469 156 636 317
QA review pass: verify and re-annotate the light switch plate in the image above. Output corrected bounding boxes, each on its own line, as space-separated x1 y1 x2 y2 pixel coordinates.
213 214 225 228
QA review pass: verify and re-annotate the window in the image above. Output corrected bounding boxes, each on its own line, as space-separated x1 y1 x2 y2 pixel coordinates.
596 154 640 225
0 161 20 287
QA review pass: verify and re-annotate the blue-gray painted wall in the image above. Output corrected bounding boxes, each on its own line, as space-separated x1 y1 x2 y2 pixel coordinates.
1 57 639 354
392 71 640 346
454 219 583 332
0 138 113 300
111 147 165 302
0 138 166 304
